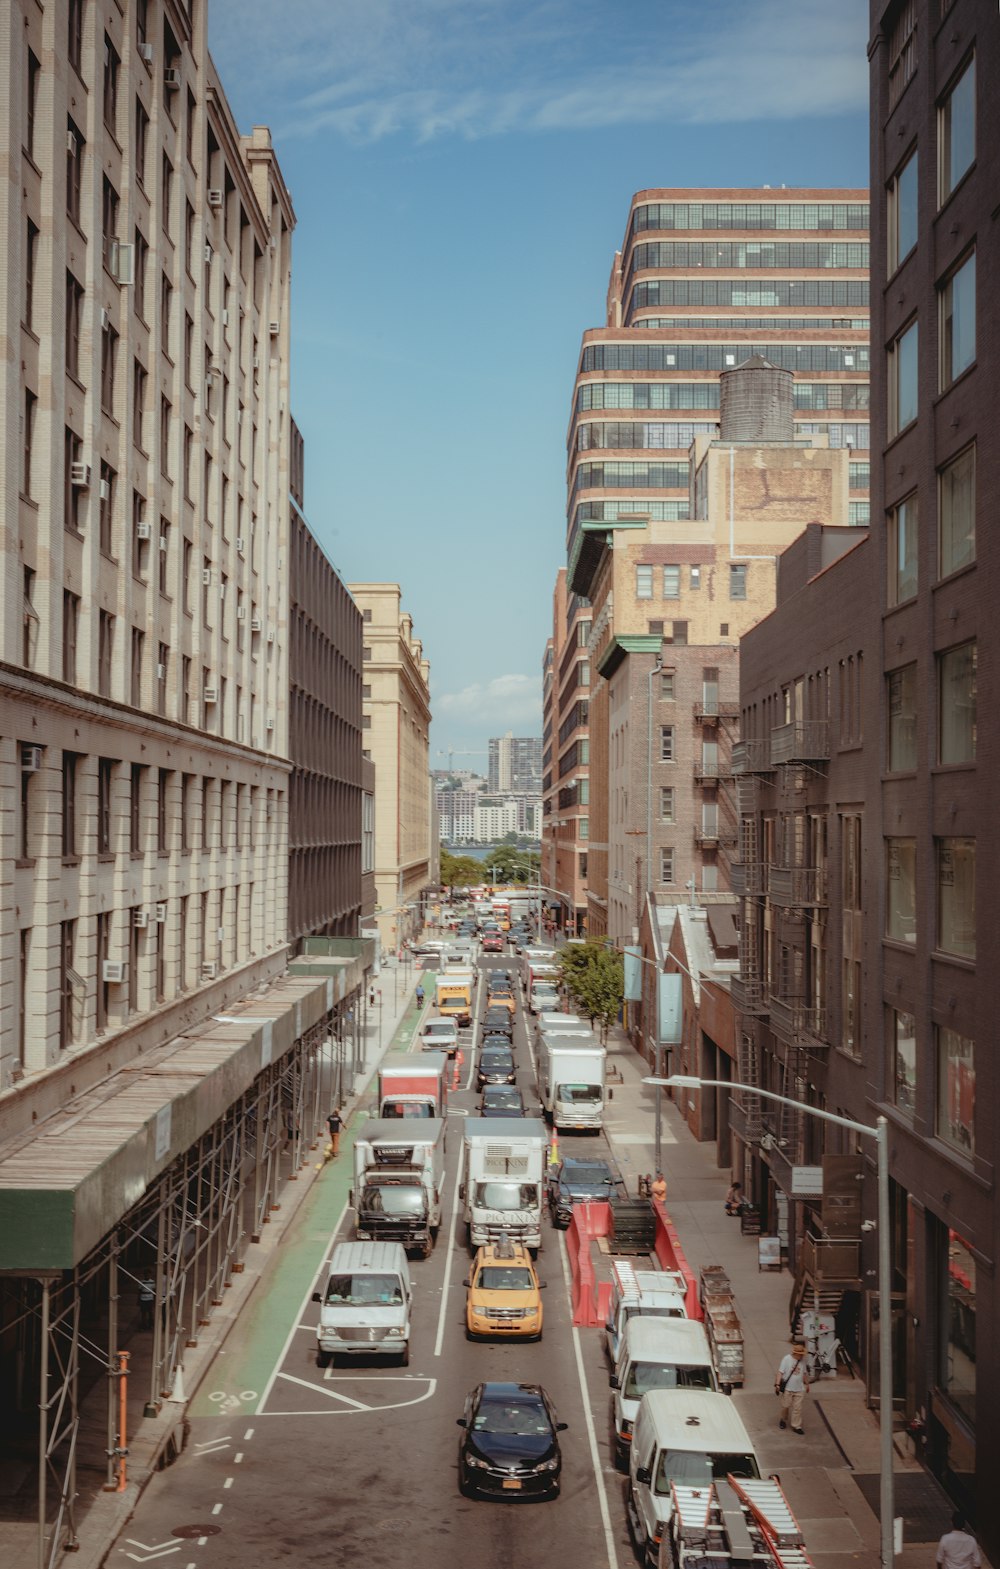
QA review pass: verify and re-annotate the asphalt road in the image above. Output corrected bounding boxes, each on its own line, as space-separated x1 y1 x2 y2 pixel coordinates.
109 952 635 1569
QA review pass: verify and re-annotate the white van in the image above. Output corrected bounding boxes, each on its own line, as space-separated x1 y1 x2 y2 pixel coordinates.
610 1317 717 1469
626 1389 760 1568
311 1241 412 1367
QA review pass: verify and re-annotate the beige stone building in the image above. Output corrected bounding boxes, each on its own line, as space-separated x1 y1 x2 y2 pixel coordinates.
348 584 433 953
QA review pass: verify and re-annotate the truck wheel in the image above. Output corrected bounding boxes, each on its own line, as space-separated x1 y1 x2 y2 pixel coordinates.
422 1239 433 1260
317 1350 331 1369
399 1343 410 1368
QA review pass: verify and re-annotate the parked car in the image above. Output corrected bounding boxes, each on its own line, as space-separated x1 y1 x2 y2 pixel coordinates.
480 1085 527 1118
464 1238 544 1340
457 1382 566 1499
547 1156 626 1228
476 1045 516 1089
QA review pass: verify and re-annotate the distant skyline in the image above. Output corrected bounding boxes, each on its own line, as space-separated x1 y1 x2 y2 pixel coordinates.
209 0 870 756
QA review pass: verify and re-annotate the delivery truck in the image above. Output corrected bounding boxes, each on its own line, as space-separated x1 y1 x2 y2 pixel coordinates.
377 1051 448 1121
435 970 474 1027
352 1118 446 1257
537 1037 606 1130
460 1118 547 1252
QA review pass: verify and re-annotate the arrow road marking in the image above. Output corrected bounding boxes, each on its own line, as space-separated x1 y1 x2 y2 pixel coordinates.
122 1540 182 1563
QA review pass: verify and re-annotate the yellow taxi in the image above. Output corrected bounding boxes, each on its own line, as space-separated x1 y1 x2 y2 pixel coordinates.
464 1236 544 1342
484 986 516 1015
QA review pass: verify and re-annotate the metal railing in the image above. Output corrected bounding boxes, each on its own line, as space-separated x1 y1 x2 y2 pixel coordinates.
766 866 828 907
769 719 830 764
731 738 772 774
768 994 828 1047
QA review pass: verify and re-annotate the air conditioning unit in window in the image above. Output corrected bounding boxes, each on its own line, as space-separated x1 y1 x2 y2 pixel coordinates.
252 354 260 370
250 615 262 632
133 910 149 928
159 535 168 552
203 686 218 703
20 745 44 773
136 520 152 540
235 537 245 554
204 243 213 265
268 320 279 336
164 67 181 91
154 903 167 923
70 461 91 488
266 716 274 731
67 131 78 157
202 961 218 980
156 662 166 680
99 477 111 501
103 961 128 984
101 307 111 331
267 627 275 643
112 241 134 286
222 309 229 327
207 189 224 210
236 604 246 620
202 568 212 586
137 41 154 63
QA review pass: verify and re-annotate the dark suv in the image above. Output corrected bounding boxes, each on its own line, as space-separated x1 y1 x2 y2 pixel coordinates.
476 1045 516 1089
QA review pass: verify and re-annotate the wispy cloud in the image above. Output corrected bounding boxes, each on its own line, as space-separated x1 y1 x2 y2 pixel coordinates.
435 673 542 733
211 0 867 145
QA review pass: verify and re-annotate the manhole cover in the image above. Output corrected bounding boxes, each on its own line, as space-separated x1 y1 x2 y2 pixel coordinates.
172 1525 222 1539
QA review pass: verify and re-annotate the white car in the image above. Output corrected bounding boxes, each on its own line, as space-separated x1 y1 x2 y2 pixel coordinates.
422 1019 459 1056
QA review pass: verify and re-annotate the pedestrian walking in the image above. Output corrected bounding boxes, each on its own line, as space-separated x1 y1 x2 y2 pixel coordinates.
937 1513 981 1569
137 1277 156 1330
775 1341 809 1432
326 1107 343 1157
651 1171 667 1204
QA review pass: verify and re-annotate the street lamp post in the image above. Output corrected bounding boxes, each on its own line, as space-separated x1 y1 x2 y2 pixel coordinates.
644 1073 895 1569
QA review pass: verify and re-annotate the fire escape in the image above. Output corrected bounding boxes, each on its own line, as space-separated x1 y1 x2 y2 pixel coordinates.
729 740 773 1145
693 693 740 872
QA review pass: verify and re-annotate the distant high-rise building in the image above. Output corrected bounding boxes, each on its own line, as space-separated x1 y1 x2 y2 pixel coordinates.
489 733 542 794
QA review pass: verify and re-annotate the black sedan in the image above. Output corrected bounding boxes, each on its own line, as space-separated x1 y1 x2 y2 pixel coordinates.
476 1046 516 1089
482 1008 514 1038
480 1085 526 1118
547 1157 626 1228
457 1382 566 1499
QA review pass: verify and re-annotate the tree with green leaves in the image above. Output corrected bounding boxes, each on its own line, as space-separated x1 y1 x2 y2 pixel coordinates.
440 848 485 894
556 942 623 1041
483 846 541 885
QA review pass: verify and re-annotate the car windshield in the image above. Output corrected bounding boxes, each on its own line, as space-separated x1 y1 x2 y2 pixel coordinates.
565 1164 613 1188
558 1084 601 1104
624 1361 714 1398
362 1185 425 1215
482 1052 512 1068
475 1182 538 1211
477 1267 534 1291
654 1449 760 1495
623 1303 687 1324
474 1400 550 1437
485 1091 521 1108
325 1273 403 1306
382 1102 433 1119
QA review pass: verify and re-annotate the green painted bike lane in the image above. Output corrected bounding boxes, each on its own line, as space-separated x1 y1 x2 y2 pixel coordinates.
190 991 429 1416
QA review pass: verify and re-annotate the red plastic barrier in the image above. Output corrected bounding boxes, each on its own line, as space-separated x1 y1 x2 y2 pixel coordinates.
653 1199 702 1320
568 1202 614 1327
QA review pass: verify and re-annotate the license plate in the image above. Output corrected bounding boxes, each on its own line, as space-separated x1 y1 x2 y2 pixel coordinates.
502 1478 522 1490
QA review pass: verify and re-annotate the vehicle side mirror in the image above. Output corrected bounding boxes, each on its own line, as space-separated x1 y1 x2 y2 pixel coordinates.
458 1184 465 1200
609 1374 619 1389
539 1281 547 1290
556 1422 568 1432
636 1465 652 1485
456 1417 467 1428
311 1292 322 1304
462 1279 470 1288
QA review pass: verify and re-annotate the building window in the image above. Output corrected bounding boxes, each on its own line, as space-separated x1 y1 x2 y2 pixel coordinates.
160 397 172 476
95 911 111 1033
134 228 148 318
663 565 680 599
22 566 39 669
102 175 120 272
26 49 40 159
660 670 675 700
135 98 149 188
938 642 976 764
887 150 917 274
660 726 675 762
99 462 115 555
669 621 688 646
937 1028 974 1155
66 121 84 226
886 492 918 606
101 322 119 413
940 1226 975 1423
97 757 114 856
886 838 916 946
939 56 975 205
940 251 975 389
157 644 169 716
59 920 78 1048
888 320 918 437
99 611 114 697
68 0 84 72
62 752 78 859
162 153 174 236
937 837 975 960
132 359 148 451
890 1008 917 1118
659 847 675 884
579 818 589 841
939 445 975 578
887 664 917 771
25 219 39 330
178 895 189 992
157 769 169 852
158 520 170 595
690 566 701 590
103 34 120 131
19 764 33 862
887 0 916 109
63 590 79 683
131 627 144 707
65 272 84 379
636 564 653 599
729 564 748 599
130 763 144 854
660 786 675 823
22 388 36 498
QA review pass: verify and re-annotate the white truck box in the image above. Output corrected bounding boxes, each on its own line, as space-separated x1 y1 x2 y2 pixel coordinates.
537 1039 606 1130
460 1117 547 1251
352 1118 446 1257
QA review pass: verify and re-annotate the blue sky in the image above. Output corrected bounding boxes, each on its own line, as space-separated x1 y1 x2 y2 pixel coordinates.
208 0 870 768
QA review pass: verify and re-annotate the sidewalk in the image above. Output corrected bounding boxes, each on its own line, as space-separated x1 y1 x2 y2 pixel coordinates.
598 1020 972 1569
9 966 423 1569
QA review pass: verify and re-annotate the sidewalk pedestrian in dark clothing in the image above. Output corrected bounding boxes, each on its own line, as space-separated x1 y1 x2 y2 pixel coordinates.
937 1514 981 1569
326 1108 343 1157
138 1278 156 1330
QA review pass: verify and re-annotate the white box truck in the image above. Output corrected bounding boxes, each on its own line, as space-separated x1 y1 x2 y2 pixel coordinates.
609 1316 718 1469
377 1052 448 1120
352 1118 446 1257
537 1038 606 1130
460 1117 547 1251
311 1240 412 1367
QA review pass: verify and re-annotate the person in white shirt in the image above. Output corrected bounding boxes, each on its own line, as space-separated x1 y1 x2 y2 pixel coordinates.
774 1342 809 1433
937 1513 981 1569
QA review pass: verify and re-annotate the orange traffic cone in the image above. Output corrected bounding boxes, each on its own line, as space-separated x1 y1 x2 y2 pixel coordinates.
549 1127 559 1166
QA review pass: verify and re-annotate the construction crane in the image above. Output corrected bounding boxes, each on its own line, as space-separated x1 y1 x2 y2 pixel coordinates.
436 748 485 772
668 1475 814 1569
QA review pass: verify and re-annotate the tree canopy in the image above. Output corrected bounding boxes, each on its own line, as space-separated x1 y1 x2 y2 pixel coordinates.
440 848 485 891
482 846 541 885
556 942 623 1041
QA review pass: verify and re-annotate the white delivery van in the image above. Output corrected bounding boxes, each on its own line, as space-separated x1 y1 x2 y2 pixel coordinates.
311 1240 412 1368
626 1389 760 1568
421 1018 459 1055
605 1260 688 1363
610 1317 718 1469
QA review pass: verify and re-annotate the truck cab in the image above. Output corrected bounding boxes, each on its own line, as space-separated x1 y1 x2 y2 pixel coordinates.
609 1316 718 1469
605 1260 688 1363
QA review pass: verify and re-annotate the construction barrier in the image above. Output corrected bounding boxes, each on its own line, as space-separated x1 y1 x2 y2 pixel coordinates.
567 1202 614 1327
652 1199 701 1320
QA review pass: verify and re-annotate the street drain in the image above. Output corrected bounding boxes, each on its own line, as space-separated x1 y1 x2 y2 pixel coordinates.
172 1525 222 1539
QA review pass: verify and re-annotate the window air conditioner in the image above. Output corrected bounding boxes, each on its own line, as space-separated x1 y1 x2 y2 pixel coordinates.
20 745 44 773
70 461 91 488
136 520 152 540
207 189 224 209
67 131 78 157
112 241 134 285
268 320 279 336
156 662 166 680
267 627 275 643
266 716 274 731
202 961 218 979
103 961 128 983
203 686 218 703
133 910 148 928
155 903 168 923
101 307 111 331
159 535 168 552
235 537 245 554
236 604 246 620
250 615 262 632
204 243 213 264
202 568 212 585
137 41 154 63
99 477 111 501
164 67 181 90
252 354 260 370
